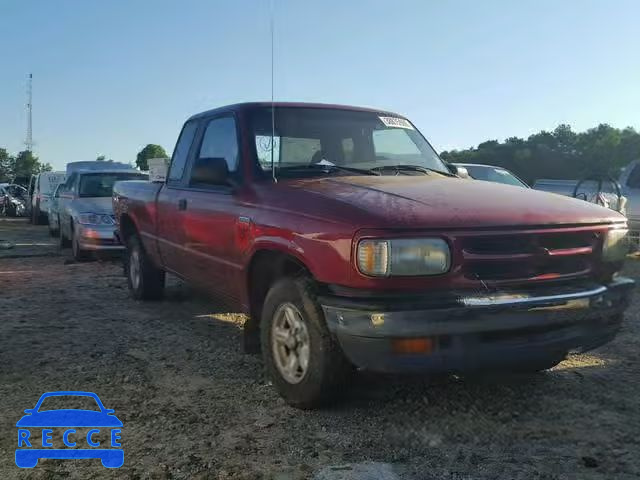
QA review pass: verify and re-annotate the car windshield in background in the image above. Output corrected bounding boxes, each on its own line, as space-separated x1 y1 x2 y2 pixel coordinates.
7 185 27 197
464 165 527 187
78 172 146 197
249 107 449 177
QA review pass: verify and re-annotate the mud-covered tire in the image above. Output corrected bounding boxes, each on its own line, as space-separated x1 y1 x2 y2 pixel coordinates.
261 276 352 409
126 233 165 300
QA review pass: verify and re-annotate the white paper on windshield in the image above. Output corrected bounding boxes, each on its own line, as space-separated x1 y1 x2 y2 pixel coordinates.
316 159 335 166
378 116 414 130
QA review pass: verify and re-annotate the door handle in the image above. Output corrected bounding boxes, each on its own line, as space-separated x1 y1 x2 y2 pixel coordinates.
178 198 187 211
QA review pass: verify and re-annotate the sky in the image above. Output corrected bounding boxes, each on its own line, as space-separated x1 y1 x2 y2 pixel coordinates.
1 0 639 171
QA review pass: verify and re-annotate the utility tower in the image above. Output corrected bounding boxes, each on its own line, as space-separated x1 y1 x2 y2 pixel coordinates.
25 73 33 152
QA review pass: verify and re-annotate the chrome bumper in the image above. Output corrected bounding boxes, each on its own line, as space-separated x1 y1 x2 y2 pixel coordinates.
76 224 124 251
320 278 634 373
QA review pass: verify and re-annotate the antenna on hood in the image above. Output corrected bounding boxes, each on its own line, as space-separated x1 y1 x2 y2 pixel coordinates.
270 0 277 183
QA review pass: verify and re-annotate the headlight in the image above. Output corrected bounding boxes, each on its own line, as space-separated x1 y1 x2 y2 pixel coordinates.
357 238 450 276
603 228 628 262
77 213 115 225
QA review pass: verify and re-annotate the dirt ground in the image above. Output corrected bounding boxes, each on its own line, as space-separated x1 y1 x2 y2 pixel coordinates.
1 218 639 480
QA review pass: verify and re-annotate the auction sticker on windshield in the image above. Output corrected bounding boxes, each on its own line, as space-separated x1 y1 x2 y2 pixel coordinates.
378 116 414 129
15 391 123 469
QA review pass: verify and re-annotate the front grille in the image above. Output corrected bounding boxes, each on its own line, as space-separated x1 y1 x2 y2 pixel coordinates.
461 230 601 284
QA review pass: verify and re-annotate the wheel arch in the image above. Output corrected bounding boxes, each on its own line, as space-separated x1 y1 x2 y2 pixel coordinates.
118 213 138 246
243 248 316 351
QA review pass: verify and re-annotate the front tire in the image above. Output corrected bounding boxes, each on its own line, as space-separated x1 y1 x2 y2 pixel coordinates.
261 276 352 409
72 227 91 261
48 218 59 237
6 204 17 217
32 206 43 225
59 219 71 249
126 233 165 300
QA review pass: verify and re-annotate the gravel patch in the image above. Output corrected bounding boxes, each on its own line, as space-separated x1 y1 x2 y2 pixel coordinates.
1 219 639 479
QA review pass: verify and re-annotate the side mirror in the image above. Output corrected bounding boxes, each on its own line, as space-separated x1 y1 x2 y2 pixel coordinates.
446 163 470 178
190 157 230 186
105 409 115 414
24 409 34 414
454 166 470 178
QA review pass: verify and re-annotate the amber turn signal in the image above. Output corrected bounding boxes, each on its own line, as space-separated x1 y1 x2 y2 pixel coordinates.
391 338 434 355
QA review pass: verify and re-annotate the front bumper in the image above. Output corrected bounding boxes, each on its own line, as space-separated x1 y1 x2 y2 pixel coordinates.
628 217 640 250
321 277 635 373
76 224 124 251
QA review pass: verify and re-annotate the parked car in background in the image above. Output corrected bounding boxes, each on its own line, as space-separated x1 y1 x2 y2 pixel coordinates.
47 184 64 236
58 168 147 260
66 160 134 175
534 174 632 246
0 183 29 217
453 163 529 188
533 160 640 249
27 171 66 224
113 102 634 408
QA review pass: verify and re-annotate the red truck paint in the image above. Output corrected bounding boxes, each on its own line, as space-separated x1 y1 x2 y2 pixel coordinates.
113 102 633 407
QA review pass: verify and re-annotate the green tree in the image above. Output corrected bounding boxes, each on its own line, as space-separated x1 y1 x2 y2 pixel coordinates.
0 148 15 182
13 150 40 177
136 144 168 171
441 123 640 184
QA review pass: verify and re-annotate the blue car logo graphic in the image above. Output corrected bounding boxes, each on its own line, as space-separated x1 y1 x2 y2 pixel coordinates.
16 391 123 468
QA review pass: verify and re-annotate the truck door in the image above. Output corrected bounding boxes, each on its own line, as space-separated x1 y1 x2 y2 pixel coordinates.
177 114 246 305
58 173 77 239
155 120 199 275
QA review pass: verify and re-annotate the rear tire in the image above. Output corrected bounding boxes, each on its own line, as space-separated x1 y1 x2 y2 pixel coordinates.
261 276 352 409
126 233 165 300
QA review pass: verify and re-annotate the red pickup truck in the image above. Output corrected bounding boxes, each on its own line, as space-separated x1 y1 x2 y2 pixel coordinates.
113 102 634 408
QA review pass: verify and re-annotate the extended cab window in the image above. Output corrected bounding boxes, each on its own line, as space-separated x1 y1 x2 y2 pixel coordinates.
198 116 239 173
168 121 198 182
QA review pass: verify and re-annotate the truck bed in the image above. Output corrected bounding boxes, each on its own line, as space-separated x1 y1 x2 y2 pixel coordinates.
113 179 162 243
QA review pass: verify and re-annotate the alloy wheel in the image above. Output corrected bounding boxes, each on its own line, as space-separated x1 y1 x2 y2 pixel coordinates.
271 302 311 384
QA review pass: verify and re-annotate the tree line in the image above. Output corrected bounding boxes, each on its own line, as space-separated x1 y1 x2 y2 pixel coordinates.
4 124 640 186
440 123 640 185
0 144 168 184
0 149 52 183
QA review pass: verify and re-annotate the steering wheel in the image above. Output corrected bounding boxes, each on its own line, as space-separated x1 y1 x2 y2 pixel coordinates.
572 174 622 208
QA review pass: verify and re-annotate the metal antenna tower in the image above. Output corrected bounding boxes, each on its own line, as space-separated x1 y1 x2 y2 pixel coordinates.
25 73 33 152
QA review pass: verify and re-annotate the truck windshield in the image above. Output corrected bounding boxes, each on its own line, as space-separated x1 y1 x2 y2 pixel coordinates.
249 107 449 177
78 172 147 197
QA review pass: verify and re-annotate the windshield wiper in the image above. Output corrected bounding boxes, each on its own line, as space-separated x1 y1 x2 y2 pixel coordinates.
369 165 456 177
278 164 378 176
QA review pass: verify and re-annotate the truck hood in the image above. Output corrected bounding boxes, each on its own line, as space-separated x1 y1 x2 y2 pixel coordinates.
71 197 114 215
286 175 626 228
